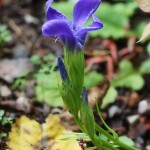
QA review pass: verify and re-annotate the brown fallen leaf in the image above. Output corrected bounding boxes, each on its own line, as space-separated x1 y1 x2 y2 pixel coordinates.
128 91 140 108
8 114 81 150
0 59 33 83
0 97 32 113
88 80 110 108
60 111 79 131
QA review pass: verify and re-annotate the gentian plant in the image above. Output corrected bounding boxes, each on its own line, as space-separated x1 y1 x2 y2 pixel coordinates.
42 0 138 149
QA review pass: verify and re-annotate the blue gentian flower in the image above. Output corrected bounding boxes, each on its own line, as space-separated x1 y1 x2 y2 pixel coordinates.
82 87 88 104
42 0 103 51
57 56 69 81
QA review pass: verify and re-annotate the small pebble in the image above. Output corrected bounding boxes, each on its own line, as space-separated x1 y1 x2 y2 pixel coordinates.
127 115 139 126
24 14 39 25
108 105 121 118
138 100 150 114
16 96 32 113
0 58 33 83
12 45 30 58
128 91 139 108
24 80 35 98
146 145 150 150
51 108 62 114
0 86 11 98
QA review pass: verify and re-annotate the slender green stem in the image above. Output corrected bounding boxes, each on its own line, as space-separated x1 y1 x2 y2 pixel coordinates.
95 123 115 142
95 124 138 150
96 102 118 139
74 115 84 132
116 140 138 150
74 115 117 150
94 136 119 150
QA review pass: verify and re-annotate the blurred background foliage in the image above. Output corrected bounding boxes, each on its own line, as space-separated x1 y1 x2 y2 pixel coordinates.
8 0 150 108
32 0 149 108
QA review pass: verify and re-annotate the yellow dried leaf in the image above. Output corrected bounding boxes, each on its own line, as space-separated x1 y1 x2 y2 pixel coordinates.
8 115 81 150
138 22 150 42
8 116 42 150
42 114 65 139
51 134 81 150
137 0 150 12
41 114 65 149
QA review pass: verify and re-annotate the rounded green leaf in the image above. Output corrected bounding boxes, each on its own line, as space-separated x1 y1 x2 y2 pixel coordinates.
101 86 118 109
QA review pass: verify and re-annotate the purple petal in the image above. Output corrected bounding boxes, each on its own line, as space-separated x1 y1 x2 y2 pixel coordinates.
46 0 67 21
85 15 103 31
42 19 76 49
46 0 53 11
73 0 101 26
75 15 103 46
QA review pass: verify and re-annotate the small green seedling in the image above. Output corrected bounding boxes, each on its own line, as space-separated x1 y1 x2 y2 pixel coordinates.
0 24 12 46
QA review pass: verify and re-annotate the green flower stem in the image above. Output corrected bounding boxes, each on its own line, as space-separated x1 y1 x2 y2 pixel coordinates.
116 140 138 150
95 124 138 150
61 49 139 150
96 102 118 139
74 115 118 150
95 124 115 142
94 136 119 150
74 111 138 150
74 115 84 132
74 115 115 150
102 147 114 150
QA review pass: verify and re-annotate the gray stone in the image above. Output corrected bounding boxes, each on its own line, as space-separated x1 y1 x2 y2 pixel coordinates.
0 86 11 98
146 145 150 150
127 115 139 126
108 105 121 118
0 58 33 83
12 45 30 58
138 100 150 114
24 14 39 25
16 96 32 113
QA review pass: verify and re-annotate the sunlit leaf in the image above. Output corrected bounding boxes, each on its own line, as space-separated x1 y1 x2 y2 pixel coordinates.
92 2 137 39
147 42 150 55
119 136 134 147
0 110 4 119
140 59 150 74
119 60 134 74
138 22 150 42
133 21 147 39
113 74 144 90
112 61 144 90
137 0 150 12
84 71 104 89
101 86 118 109
35 72 64 107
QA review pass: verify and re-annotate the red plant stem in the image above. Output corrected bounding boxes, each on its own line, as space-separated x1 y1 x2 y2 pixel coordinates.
103 40 118 64
106 56 113 81
0 0 2 7
86 55 113 81
118 48 130 57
